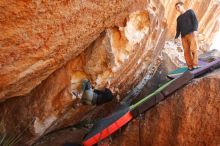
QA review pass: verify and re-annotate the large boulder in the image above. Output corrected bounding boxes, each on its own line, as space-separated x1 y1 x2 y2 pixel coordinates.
111 69 220 146
0 0 219 145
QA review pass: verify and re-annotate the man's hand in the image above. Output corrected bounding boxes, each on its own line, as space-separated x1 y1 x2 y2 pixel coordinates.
193 31 198 36
193 31 198 34
174 38 179 44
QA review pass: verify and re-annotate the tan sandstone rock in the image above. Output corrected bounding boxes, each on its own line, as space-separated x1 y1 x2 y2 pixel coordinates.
110 69 220 146
0 0 219 145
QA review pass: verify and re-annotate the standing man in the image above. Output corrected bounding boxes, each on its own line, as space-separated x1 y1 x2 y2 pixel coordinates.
175 2 199 70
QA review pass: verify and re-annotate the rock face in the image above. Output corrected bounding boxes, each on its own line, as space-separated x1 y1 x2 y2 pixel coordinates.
0 0 149 101
0 0 165 145
110 69 220 146
0 0 219 145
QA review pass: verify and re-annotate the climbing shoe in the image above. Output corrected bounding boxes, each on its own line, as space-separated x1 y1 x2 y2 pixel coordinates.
81 80 94 105
81 80 92 92
81 80 113 106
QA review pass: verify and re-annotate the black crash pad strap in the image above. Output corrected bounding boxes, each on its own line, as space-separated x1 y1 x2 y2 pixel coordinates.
131 92 166 117
162 71 194 96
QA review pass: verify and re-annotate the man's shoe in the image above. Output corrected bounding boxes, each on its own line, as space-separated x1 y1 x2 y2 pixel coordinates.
188 67 193 71
193 66 200 70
